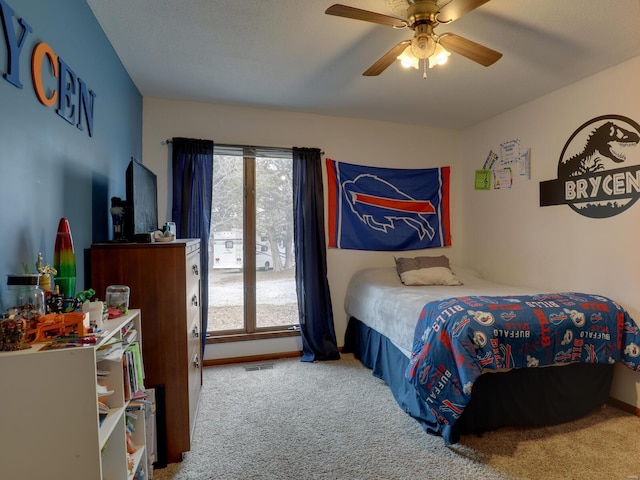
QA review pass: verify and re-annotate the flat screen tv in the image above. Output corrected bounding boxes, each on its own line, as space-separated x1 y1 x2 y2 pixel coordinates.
125 159 158 239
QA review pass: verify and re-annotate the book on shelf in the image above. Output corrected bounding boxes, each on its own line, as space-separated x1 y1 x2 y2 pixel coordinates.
40 329 112 350
96 382 114 397
96 338 123 362
123 353 131 401
121 319 138 344
98 400 110 415
124 328 138 344
122 341 145 401
98 400 110 426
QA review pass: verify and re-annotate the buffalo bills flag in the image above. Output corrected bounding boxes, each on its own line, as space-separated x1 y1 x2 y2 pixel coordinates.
326 159 451 251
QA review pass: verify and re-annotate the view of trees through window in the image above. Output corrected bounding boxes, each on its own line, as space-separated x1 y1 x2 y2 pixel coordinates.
208 151 297 333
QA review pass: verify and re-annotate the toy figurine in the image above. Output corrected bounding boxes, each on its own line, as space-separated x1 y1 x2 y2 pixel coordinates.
0 314 31 351
110 197 128 242
36 252 57 293
47 285 65 314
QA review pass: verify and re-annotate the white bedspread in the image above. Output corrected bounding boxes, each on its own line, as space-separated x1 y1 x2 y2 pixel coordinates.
344 266 545 357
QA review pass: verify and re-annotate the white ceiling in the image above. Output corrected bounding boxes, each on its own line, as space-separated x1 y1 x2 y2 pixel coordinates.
85 0 640 130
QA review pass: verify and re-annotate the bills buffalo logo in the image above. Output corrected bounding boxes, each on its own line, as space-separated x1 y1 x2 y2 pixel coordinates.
625 343 640 358
419 364 431 384
343 174 437 241
438 299 459 310
440 400 465 417
477 351 493 367
565 308 587 327
500 312 517 321
326 160 451 251
526 354 539 367
451 317 471 337
590 313 604 323
565 293 588 302
475 296 500 304
472 330 487 348
468 310 494 326
549 312 568 325
540 115 640 218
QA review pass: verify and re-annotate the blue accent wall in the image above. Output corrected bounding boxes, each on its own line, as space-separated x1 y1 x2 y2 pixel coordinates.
0 0 142 307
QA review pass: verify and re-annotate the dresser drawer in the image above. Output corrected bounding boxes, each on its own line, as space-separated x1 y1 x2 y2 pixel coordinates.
187 328 202 436
185 246 202 438
186 249 200 325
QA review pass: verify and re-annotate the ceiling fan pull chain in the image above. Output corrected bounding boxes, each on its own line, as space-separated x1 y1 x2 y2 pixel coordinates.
423 59 427 79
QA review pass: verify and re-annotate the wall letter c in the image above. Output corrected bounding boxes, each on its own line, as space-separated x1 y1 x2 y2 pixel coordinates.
32 42 58 107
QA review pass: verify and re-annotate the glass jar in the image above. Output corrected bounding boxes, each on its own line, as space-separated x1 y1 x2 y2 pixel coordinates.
4 274 45 316
106 285 130 315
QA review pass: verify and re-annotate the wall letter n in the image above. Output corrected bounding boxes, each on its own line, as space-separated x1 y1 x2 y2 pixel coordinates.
0 0 33 88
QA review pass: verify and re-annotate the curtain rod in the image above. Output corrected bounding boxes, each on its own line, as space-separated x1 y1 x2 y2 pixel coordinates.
163 139 323 154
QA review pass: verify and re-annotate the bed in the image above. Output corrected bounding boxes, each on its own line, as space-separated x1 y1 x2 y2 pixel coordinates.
343 260 640 445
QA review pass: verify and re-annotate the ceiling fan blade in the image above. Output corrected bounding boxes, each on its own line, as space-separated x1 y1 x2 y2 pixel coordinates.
439 33 502 66
325 4 407 28
437 0 491 23
363 40 411 76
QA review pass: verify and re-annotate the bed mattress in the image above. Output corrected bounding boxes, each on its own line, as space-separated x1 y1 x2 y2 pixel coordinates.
344 266 546 356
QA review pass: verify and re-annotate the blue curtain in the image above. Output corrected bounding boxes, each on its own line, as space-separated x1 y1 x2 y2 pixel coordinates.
171 137 213 353
293 147 340 362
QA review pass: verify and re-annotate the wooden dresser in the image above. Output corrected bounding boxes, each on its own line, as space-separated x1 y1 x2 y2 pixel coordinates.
90 239 202 464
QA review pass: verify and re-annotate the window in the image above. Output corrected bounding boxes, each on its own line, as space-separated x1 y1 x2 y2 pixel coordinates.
208 145 298 337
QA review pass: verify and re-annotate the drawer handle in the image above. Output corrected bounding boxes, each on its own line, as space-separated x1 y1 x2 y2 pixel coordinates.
192 325 199 338
193 353 200 369
192 264 199 276
191 295 199 307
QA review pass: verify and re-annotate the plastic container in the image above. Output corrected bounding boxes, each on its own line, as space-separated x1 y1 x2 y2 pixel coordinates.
4 274 45 316
106 285 130 315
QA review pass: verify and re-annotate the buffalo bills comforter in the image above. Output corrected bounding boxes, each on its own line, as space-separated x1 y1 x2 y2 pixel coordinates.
405 292 640 444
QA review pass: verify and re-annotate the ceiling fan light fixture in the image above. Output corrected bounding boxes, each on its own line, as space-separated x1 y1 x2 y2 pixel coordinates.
428 42 450 68
397 45 419 69
398 35 450 74
410 33 436 59
325 1 503 77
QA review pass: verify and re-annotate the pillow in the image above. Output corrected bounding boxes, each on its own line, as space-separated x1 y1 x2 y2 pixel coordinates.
394 255 463 286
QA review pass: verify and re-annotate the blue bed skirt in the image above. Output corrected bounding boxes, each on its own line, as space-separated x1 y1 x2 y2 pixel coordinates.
343 317 615 444
343 316 441 435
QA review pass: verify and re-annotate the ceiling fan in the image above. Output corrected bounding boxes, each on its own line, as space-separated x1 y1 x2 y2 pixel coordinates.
325 0 502 77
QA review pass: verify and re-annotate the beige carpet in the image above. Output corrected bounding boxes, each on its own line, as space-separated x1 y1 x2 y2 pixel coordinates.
152 354 640 480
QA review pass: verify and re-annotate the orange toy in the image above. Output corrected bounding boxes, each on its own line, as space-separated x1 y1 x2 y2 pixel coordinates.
29 312 89 343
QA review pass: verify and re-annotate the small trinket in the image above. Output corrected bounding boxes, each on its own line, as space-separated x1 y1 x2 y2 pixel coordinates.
0 314 31 351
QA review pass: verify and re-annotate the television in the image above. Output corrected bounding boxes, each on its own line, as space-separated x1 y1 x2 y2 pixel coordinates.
125 159 159 240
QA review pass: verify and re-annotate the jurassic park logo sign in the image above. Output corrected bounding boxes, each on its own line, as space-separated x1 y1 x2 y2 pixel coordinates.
540 115 640 218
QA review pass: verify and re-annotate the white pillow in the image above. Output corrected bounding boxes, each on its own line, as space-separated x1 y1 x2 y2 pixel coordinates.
394 256 463 286
400 266 463 286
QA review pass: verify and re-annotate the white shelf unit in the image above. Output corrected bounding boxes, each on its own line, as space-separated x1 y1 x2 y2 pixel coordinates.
0 309 150 480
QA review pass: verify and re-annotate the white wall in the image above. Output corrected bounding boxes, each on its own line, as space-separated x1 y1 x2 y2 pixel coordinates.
142 99 462 361
460 56 640 407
